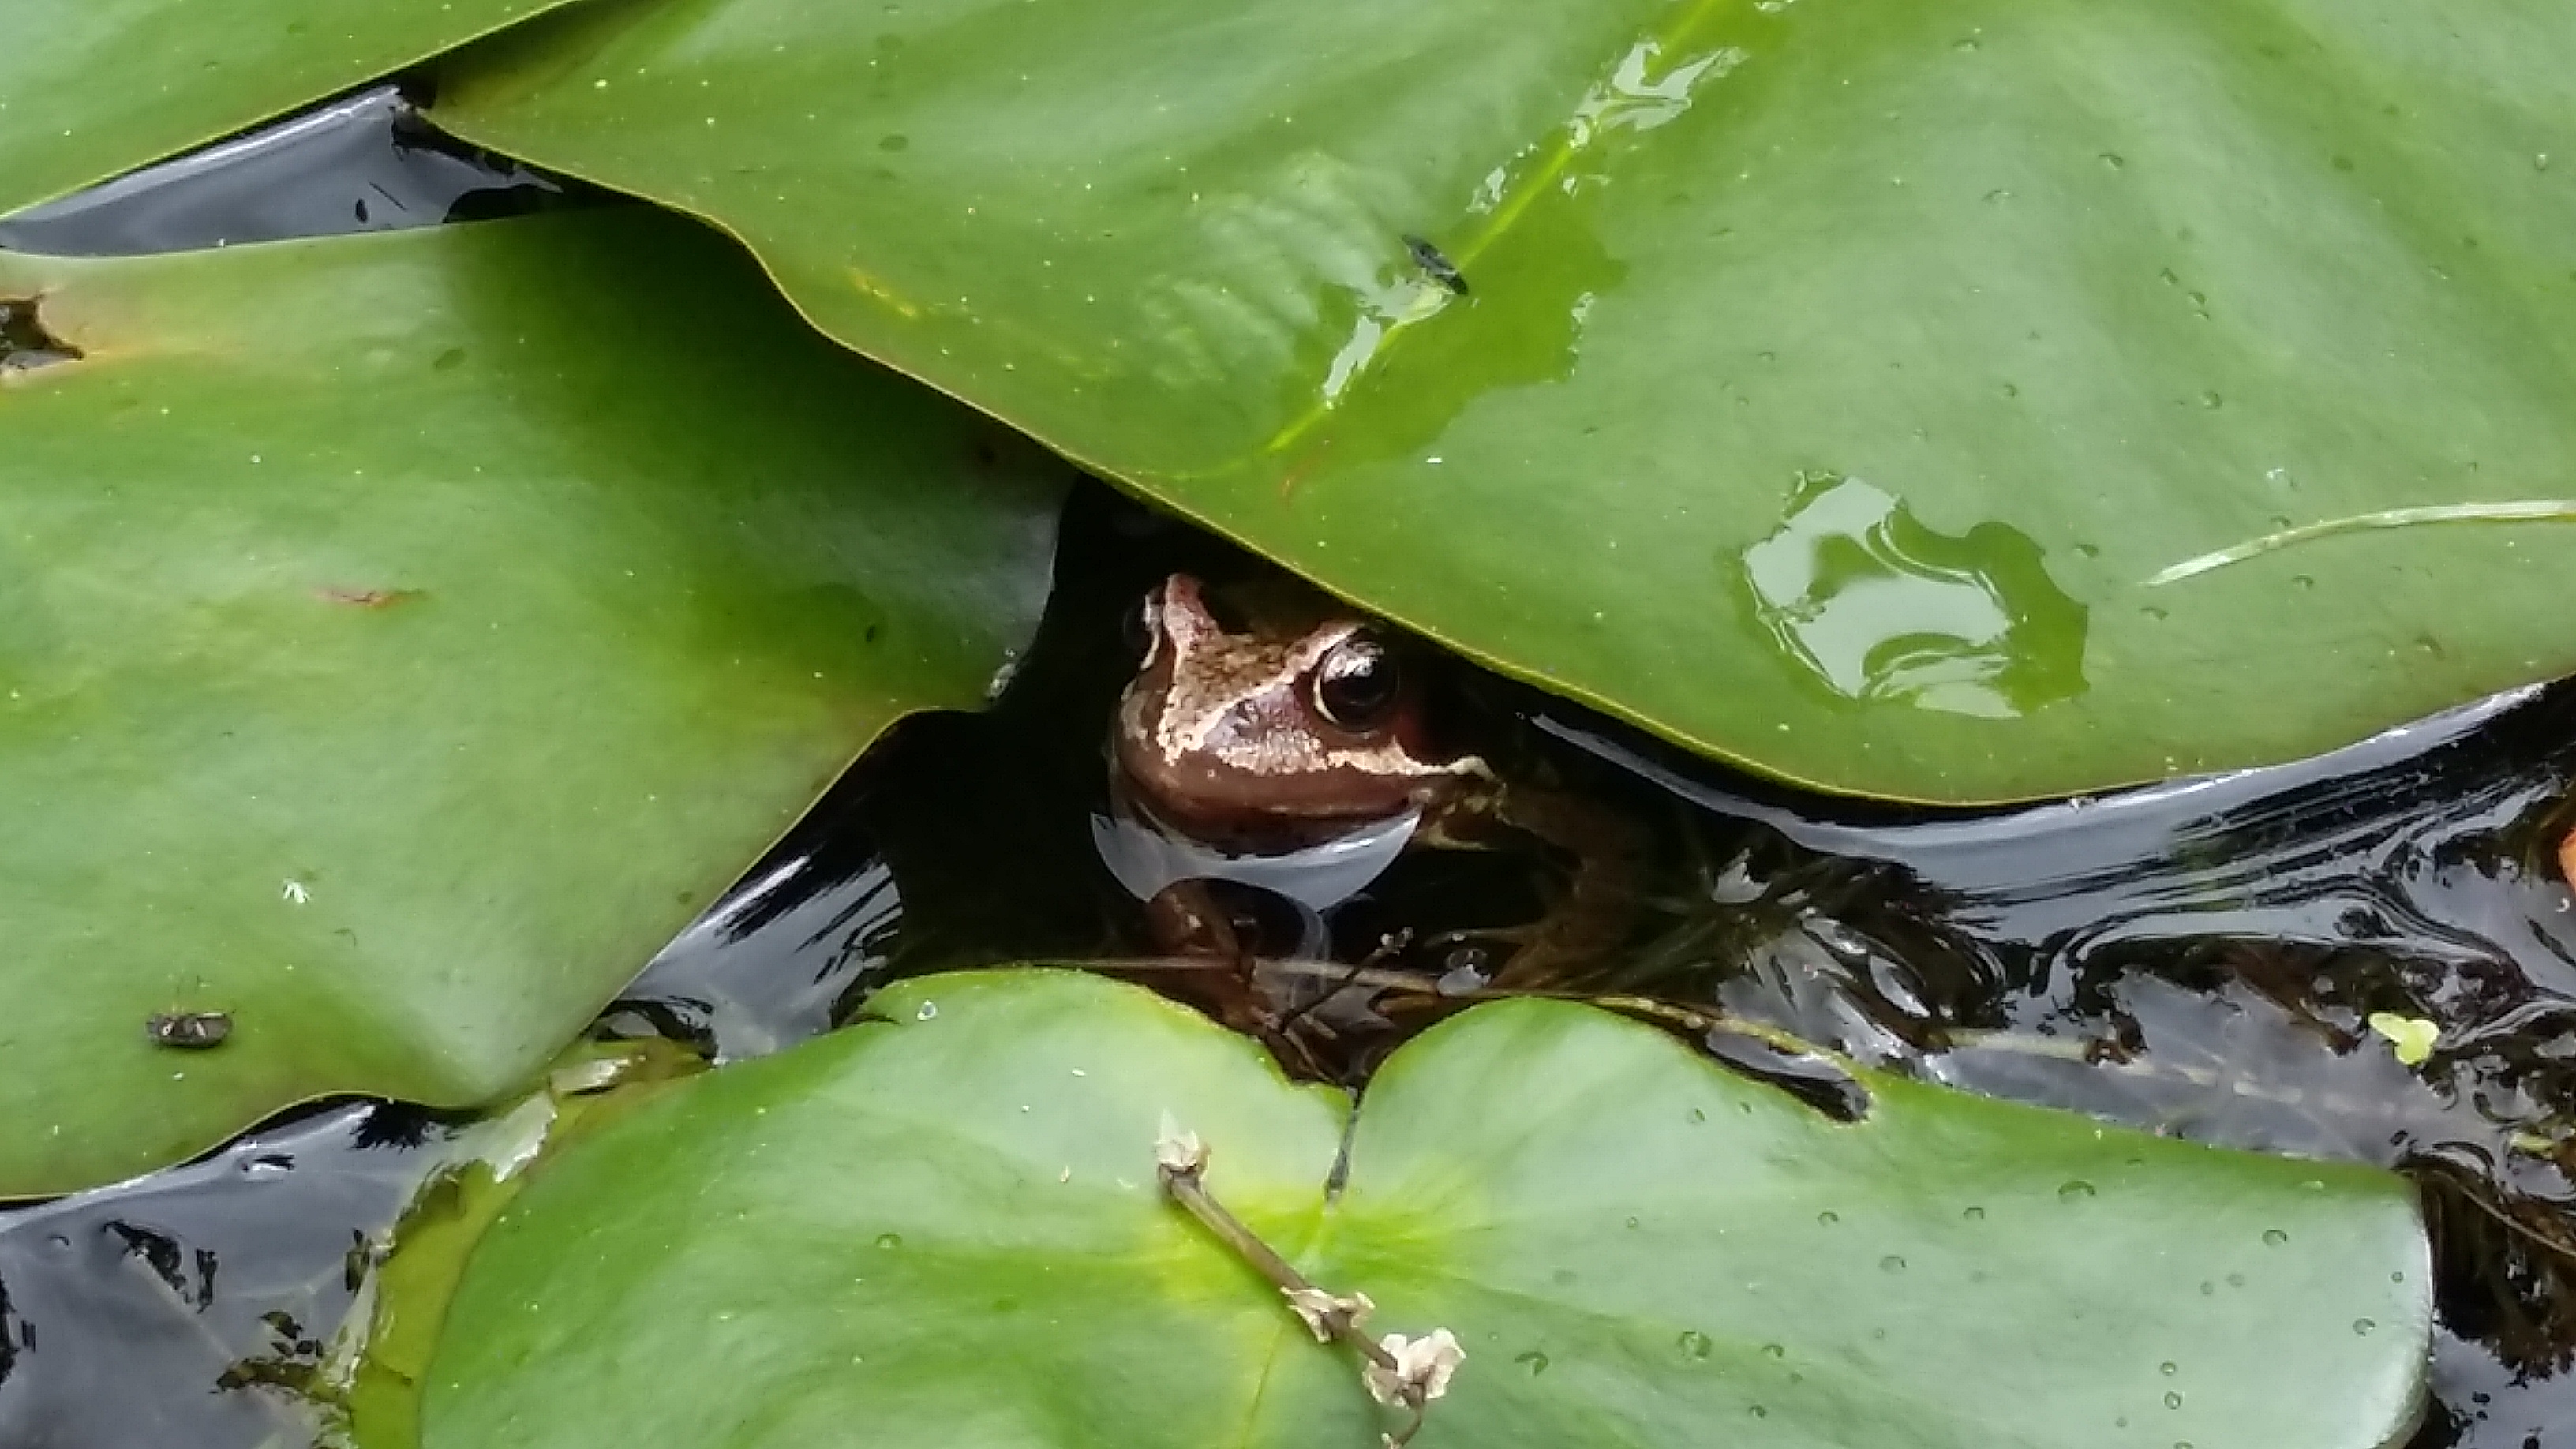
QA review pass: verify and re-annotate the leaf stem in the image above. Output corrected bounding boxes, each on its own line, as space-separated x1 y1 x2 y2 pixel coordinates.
1156 1139 1435 1445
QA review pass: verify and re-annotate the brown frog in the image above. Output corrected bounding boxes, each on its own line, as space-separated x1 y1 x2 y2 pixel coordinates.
1103 572 1636 990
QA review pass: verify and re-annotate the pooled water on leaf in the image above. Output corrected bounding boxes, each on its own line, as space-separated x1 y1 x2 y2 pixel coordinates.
1738 471 2088 719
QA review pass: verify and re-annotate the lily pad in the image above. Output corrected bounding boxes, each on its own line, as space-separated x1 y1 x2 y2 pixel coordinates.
0 211 1063 1196
0 0 578 220
423 969 2430 1448
430 0 2576 803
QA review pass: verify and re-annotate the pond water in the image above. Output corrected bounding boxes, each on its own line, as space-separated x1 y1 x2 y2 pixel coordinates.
4 88 2571 1449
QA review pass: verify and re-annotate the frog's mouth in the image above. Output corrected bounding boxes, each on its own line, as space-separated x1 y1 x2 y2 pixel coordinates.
1090 773 1425 914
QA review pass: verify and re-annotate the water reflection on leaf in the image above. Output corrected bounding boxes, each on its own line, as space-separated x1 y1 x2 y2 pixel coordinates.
1739 472 2087 717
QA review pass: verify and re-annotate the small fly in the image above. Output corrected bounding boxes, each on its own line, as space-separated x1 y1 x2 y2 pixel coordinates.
1402 234 1469 296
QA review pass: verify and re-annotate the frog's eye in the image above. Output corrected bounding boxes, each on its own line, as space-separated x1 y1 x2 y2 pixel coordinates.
1313 631 1402 729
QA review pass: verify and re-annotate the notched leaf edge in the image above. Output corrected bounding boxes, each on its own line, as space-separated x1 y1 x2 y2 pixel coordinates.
0 294 83 373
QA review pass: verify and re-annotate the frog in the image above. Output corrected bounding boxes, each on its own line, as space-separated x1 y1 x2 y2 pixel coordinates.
1098 571 1637 994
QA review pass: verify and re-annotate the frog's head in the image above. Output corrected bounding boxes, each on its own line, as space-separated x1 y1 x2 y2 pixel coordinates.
1113 574 1483 845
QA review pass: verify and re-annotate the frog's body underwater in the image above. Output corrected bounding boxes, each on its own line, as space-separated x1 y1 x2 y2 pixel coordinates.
1093 572 1637 1002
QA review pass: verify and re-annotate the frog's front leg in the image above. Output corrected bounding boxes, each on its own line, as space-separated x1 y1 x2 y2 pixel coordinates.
1423 787 1645 989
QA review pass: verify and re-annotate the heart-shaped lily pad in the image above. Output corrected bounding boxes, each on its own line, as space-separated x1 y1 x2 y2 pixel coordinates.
0 211 1062 1196
423 969 2430 1448
429 0 2576 803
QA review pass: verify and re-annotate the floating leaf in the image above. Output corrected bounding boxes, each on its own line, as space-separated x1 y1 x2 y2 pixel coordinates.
423 970 2431 1449
431 0 2576 802
0 212 1062 1195
2366 1012 2441 1068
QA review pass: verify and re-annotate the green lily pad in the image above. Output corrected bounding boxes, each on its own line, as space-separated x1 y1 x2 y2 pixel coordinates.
430 0 2576 803
0 0 578 219
423 969 2430 1448
0 211 1063 1196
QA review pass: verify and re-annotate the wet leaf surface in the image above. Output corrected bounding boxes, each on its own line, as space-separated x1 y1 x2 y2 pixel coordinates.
424 969 2430 1449
431 0 2576 803
0 210 1064 1196
0 0 578 221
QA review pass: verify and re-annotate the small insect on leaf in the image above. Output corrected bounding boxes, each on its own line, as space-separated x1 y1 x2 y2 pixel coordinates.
148 1011 234 1050
1402 235 1468 296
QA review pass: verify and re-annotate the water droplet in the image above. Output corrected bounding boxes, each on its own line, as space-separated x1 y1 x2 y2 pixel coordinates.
1739 474 2088 719
2200 391 2222 409
1748 1404 1769 1420
2100 152 2125 170
1762 1342 1787 1359
1687 1107 1708 1124
2537 153 2551 172
2198 1280 2216 1297
1961 1205 1986 1221
2159 267 2181 286
1625 1216 1641 1230
2391 1271 2406 1283
1678 1330 1714 1359
2225 1273 2245 1288
2001 381 2020 398
1515 1350 1549 1376
1879 1254 1908 1274
874 1233 903 1249
2353 1318 2376 1335
2290 575 2314 590
2160 1361 2178 1376
1817 1211 1840 1227
2165 1391 2184 1410
2069 544 2099 560
1952 34 1980 50
2058 1179 2097 1200
2261 1228 2289 1246
915 1001 938 1020
2141 605 2168 621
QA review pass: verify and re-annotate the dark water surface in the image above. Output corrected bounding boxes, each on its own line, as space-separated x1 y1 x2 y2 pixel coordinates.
6 92 2573 1449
